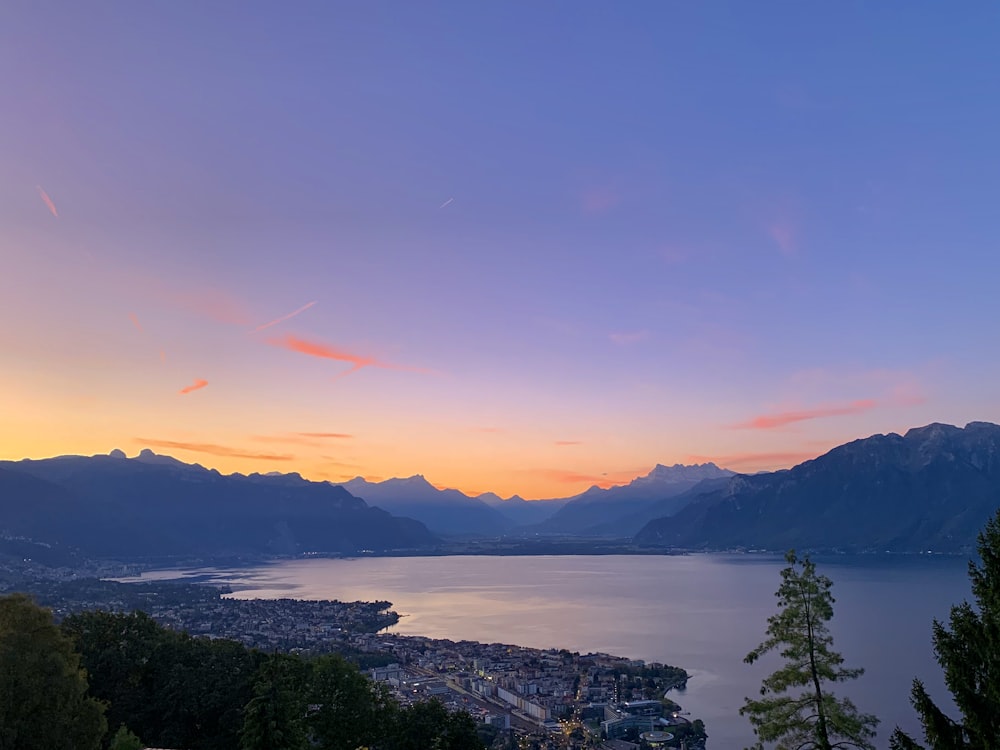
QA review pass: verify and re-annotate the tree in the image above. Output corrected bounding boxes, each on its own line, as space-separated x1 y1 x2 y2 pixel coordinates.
0 593 107 750
63 609 264 750
108 725 143 750
240 655 309 750
740 551 878 750
890 510 1000 750
307 653 397 750
386 699 484 750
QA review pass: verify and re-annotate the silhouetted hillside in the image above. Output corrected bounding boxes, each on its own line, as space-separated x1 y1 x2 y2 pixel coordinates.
338 475 515 535
529 463 733 536
0 451 437 558
635 422 1000 552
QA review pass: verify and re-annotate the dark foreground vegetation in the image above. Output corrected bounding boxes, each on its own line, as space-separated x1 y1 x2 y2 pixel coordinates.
740 508 1000 750
0 598 484 750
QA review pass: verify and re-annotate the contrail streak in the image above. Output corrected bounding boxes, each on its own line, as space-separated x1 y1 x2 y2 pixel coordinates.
128 312 143 333
439 197 454 209
252 301 317 333
36 186 58 217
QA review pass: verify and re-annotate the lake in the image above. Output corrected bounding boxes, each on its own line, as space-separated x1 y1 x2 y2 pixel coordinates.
134 554 971 749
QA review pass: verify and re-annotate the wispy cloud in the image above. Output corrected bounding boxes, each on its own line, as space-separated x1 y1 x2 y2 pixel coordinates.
250 435 321 447
439 197 454 209
581 186 620 215
554 440 582 446
609 330 648 346
128 312 143 333
36 185 58 218
472 427 504 434
787 366 929 408
320 457 362 469
250 432 353 446
252 301 317 333
768 221 797 257
267 334 425 379
178 378 209 395
731 399 877 430
141 281 252 326
524 467 643 488
135 438 292 461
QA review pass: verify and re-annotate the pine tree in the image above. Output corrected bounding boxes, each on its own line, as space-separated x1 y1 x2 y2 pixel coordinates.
890 510 1000 750
741 551 878 750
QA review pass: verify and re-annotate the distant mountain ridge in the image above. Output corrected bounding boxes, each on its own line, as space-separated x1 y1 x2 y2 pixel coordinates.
527 463 735 536
0 450 437 558
7 422 1000 558
635 422 1000 552
337 475 517 536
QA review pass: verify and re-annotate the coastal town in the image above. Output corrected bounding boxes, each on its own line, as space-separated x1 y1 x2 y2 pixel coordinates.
3 566 706 750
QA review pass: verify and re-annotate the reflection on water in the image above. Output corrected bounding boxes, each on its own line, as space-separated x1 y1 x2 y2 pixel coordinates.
132 554 970 749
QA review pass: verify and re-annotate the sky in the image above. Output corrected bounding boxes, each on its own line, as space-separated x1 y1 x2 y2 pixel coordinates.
3 3 1000 499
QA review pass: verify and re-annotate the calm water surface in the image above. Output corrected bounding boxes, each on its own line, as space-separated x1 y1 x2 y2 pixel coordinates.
136 554 971 749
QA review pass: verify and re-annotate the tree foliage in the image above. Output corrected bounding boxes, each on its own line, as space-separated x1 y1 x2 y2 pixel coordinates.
108 725 143 750
388 699 484 750
890 510 1000 750
63 609 264 750
307 653 398 750
0 593 107 750
240 655 309 750
741 551 878 750
59 607 484 750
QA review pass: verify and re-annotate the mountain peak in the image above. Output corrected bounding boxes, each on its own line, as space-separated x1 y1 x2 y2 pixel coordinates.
108 448 127 459
640 462 732 484
134 449 187 467
903 422 963 442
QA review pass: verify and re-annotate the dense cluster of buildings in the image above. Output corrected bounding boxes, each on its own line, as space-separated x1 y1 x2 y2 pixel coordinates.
351 631 699 747
2 564 704 748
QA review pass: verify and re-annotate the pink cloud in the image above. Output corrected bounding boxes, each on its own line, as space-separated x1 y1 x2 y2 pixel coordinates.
252 301 317 333
251 432 355 446
525 467 645 488
768 221 797 257
731 399 877 430
610 331 648 345
128 312 143 333
786 367 930 409
250 435 321 447
138 279 252 326
554 440 582 446
135 437 291 461
267 334 426 380
660 246 687 265
36 185 58 218
178 378 209 395
888 380 927 407
581 187 620 215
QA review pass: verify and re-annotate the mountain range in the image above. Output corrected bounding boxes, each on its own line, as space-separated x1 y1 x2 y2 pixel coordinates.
524 463 734 536
337 476 516 536
0 449 436 559
635 422 1000 553
4 421 1000 560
